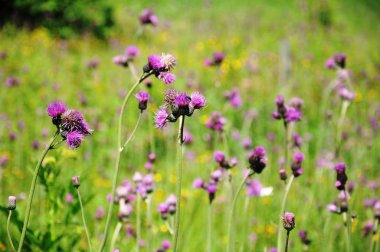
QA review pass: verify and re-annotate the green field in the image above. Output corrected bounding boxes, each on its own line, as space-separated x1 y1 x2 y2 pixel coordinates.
1 0 380 251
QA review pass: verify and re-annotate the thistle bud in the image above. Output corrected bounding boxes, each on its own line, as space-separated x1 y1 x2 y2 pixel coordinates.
7 196 16 210
282 212 295 231
72 176 80 188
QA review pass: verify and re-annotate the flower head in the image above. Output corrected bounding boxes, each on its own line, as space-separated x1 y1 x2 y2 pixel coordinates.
47 101 67 118
135 91 150 112
113 54 129 67
66 131 84 149
140 9 159 26
125 46 140 57
282 212 295 231
206 112 227 132
7 196 16 210
154 106 169 129
225 87 242 108
61 109 93 136
190 92 206 109
248 146 267 174
335 162 348 190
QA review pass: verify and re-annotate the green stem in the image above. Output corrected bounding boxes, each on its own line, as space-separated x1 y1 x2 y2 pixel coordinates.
77 188 93 252
376 219 380 252
98 73 150 252
239 197 250 252
7 210 16 252
208 203 212 252
110 222 123 251
18 130 59 252
136 195 141 252
371 219 379 251
343 212 351 252
277 174 295 252
146 196 152 252
285 230 290 252
122 112 142 150
335 101 349 158
173 116 185 252
227 171 253 252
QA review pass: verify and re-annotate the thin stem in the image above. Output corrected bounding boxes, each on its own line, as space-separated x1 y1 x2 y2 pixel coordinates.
376 219 380 252
342 212 351 252
285 230 290 252
239 197 250 252
284 124 289 170
98 73 150 252
77 188 93 252
146 196 152 252
207 203 212 252
122 112 142 151
173 116 185 252
277 174 295 252
335 100 349 158
18 131 59 252
7 210 16 252
110 222 123 251
136 195 141 252
227 171 253 252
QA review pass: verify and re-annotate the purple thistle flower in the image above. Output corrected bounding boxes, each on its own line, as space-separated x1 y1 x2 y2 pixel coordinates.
374 201 380 219
292 133 302 148
125 46 140 57
160 54 176 71
210 169 223 182
361 221 373 237
5 76 20 87
140 9 159 26
248 146 267 174
285 107 302 122
206 182 218 203
193 178 204 189
335 163 348 190
118 204 134 220
214 151 226 163
164 88 178 105
289 97 303 111
158 72 176 84
66 131 84 149
158 202 169 220
65 193 73 204
206 112 227 132
225 87 242 108
162 240 171 250
47 101 67 118
339 88 354 101
282 212 295 231
135 91 150 112
183 130 193 145
298 230 311 245
61 109 93 135
325 58 335 69
291 152 304 177
213 52 225 65
246 179 263 197
148 54 165 71
95 207 105 221
154 106 169 129
113 54 129 67
190 92 206 109
334 53 346 68
242 139 252 149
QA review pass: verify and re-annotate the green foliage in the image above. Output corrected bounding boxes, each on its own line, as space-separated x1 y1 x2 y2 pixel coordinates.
0 0 114 38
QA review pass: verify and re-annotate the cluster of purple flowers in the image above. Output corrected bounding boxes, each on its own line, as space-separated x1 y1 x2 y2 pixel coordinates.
6 76 20 88
224 87 242 108
157 195 177 220
204 52 225 66
325 53 346 69
272 96 303 125
248 146 267 174
113 45 140 67
143 54 177 85
154 89 206 129
47 101 92 149
155 240 171 252
338 87 355 102
140 9 159 26
133 172 154 199
193 168 223 204
213 151 237 170
206 112 227 131
135 91 150 112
